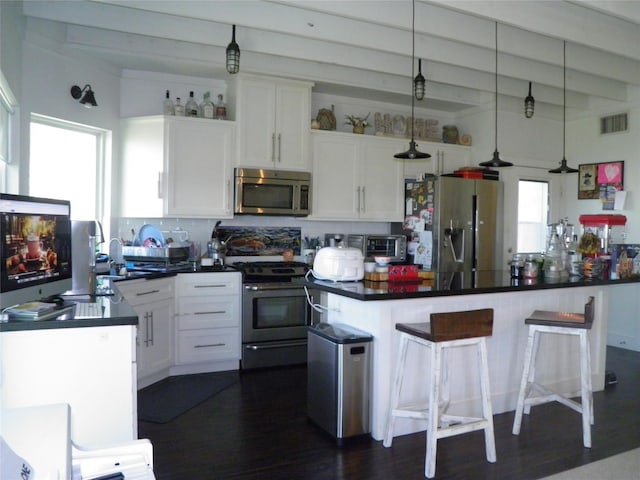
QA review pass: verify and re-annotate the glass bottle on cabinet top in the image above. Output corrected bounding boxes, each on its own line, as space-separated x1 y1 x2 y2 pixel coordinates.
200 92 215 119
174 97 185 116
185 91 199 117
215 94 227 120
163 90 174 115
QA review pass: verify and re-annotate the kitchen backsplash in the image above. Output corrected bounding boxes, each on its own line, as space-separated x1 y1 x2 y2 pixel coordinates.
112 217 388 258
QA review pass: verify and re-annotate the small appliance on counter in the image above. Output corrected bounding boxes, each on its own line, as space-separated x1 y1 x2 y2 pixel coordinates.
312 247 364 282
347 234 406 263
325 233 345 247
204 220 227 270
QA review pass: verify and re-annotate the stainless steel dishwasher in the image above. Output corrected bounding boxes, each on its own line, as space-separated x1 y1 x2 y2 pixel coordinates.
307 323 373 445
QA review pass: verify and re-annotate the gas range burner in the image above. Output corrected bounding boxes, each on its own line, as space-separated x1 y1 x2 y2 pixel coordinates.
232 261 309 282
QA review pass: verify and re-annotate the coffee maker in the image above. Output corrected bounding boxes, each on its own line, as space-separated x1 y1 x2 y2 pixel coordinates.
324 233 345 247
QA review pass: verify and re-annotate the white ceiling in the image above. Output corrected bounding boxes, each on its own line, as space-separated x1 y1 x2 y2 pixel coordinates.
21 0 640 114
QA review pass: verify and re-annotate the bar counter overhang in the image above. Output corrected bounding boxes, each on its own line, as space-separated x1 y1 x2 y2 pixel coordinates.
303 271 637 441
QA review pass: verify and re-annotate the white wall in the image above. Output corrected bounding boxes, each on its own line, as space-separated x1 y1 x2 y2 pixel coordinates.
564 105 640 243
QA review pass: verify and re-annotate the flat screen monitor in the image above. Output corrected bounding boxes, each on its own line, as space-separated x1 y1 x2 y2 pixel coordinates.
0 193 73 310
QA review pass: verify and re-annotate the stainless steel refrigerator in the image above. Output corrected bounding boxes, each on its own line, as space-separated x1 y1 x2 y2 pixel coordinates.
393 175 503 288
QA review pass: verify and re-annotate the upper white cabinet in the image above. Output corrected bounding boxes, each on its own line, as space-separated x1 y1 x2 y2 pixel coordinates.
120 115 235 218
403 142 471 180
230 74 313 171
310 131 404 221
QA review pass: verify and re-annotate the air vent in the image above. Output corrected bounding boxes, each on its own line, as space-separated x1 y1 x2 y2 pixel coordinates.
600 113 628 135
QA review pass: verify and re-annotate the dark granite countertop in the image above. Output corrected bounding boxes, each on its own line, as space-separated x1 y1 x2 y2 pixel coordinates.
302 270 640 301
0 295 138 332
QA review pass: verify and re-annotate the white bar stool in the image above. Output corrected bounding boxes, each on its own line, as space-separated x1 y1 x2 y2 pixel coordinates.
383 308 496 479
512 296 595 448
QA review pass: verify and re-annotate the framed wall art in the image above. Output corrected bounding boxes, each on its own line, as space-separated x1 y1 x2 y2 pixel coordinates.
578 163 598 199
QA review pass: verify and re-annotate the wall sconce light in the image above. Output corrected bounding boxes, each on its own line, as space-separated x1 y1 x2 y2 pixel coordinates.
414 59 425 101
524 81 535 118
226 25 240 74
70 84 98 107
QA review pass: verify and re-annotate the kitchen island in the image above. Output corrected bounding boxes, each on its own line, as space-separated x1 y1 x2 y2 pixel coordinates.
304 272 631 441
1 296 139 448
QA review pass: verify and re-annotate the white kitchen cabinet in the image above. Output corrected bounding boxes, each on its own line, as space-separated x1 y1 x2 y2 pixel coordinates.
174 272 242 374
310 131 404 221
230 74 313 171
116 277 175 388
120 115 235 218
403 141 472 179
607 283 640 352
1 325 137 447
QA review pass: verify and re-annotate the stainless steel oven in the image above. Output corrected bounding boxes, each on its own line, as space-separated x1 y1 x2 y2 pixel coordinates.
236 261 316 369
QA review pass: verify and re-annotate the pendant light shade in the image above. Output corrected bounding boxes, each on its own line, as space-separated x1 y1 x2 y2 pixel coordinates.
479 23 512 168
549 41 579 174
395 0 430 160
524 81 535 118
226 25 240 74
414 59 425 101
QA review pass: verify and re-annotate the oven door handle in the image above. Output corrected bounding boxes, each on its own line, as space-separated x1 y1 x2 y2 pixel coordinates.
244 284 304 291
244 340 307 350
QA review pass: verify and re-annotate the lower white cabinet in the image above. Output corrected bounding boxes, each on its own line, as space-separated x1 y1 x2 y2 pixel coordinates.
115 277 174 388
1 325 137 446
174 272 242 373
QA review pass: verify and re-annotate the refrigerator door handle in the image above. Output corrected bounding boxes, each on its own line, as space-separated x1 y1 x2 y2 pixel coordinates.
444 227 465 263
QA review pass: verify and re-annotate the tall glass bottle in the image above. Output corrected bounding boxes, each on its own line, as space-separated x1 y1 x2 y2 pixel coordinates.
200 91 214 119
215 94 227 120
163 90 174 115
174 97 185 116
185 91 199 117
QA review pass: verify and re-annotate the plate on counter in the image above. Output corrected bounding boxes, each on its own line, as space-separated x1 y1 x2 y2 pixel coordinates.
137 224 165 247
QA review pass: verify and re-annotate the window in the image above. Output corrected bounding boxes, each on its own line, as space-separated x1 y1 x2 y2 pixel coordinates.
0 69 17 191
517 180 548 253
29 115 110 233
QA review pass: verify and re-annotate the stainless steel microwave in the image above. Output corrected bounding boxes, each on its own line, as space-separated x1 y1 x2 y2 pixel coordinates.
234 168 311 216
347 234 407 262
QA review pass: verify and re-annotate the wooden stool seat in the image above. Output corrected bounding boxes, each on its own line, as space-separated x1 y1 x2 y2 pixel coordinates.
512 296 595 448
383 308 496 478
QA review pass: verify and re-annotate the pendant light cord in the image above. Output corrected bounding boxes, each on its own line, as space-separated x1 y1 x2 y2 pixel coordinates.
494 22 498 151
410 0 416 141
563 40 566 160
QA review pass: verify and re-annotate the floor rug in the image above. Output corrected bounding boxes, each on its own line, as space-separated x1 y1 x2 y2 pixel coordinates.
138 371 238 424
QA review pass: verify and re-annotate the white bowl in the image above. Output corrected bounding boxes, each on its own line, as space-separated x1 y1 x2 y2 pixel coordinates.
364 261 376 273
374 256 391 265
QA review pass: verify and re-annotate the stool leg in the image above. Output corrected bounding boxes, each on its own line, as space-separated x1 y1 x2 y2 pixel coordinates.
440 347 451 414
478 339 497 463
383 333 409 448
513 327 537 435
579 330 592 448
524 329 541 415
425 342 442 479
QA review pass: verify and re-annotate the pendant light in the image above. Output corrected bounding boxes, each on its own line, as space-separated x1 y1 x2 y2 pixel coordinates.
549 41 579 174
524 81 535 118
479 23 513 168
394 0 430 160
226 25 240 74
414 59 425 100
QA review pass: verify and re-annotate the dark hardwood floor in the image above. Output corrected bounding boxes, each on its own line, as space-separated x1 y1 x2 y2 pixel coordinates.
139 346 640 479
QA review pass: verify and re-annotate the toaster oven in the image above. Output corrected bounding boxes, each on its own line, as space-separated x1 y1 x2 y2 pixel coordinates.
347 234 407 263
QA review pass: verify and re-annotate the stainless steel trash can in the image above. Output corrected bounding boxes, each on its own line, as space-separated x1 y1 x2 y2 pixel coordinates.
307 322 373 445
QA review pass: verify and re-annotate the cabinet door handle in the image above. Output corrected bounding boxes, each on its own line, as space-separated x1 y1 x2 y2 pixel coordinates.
148 311 154 346
143 312 150 346
356 186 361 212
194 310 226 315
195 343 225 348
271 133 276 162
194 284 227 288
157 172 163 199
361 186 366 213
277 133 282 162
136 289 160 297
